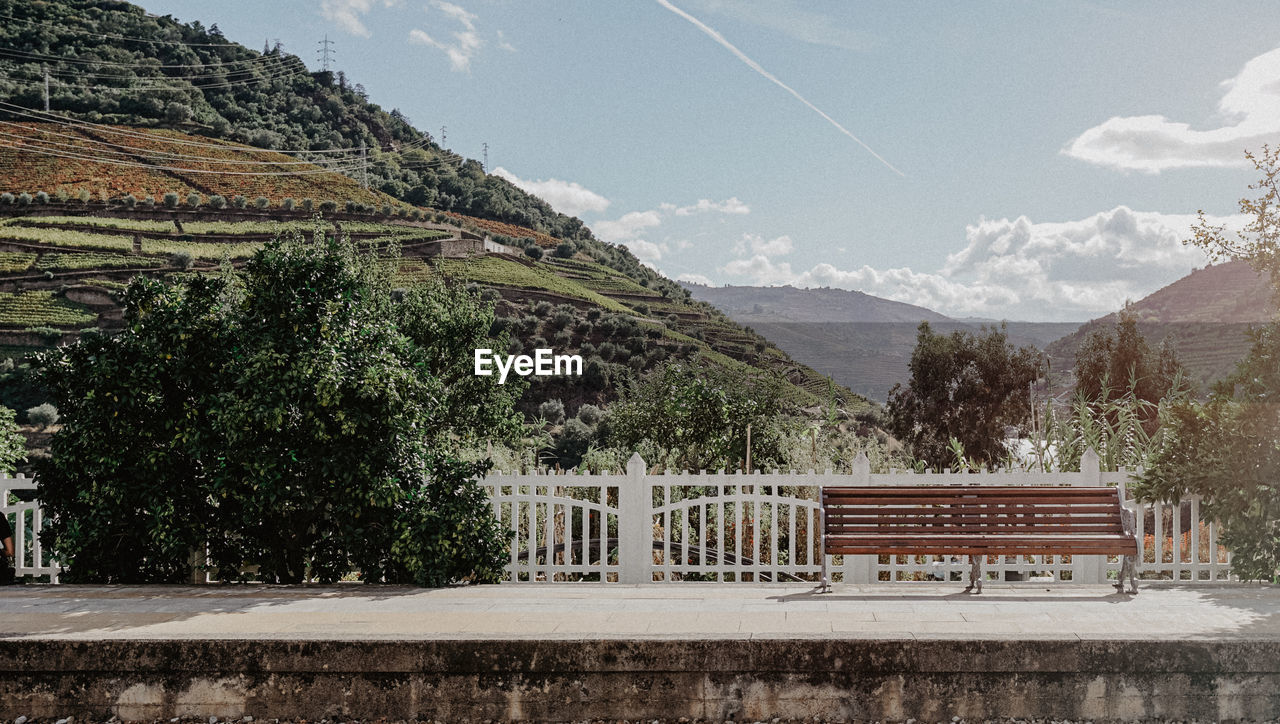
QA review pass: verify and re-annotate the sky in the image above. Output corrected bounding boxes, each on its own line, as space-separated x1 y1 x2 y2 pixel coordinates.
140 0 1280 321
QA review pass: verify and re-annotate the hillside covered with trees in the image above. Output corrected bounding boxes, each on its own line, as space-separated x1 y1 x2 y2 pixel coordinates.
0 0 887 478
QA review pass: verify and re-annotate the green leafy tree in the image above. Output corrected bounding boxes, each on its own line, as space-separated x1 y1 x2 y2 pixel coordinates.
1134 147 1280 581
1074 310 1190 424
887 322 1043 470
608 362 789 471
1190 145 1280 292
35 232 522 584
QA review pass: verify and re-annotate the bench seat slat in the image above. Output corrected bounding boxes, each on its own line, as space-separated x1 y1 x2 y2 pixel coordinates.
827 524 1126 534
825 486 1118 494
828 546 1137 556
827 537 1137 551
824 487 1119 499
825 509 1124 521
822 495 1120 506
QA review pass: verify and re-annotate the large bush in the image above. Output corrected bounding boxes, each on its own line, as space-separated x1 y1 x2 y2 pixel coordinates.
607 362 790 471
35 232 523 584
1133 325 1280 581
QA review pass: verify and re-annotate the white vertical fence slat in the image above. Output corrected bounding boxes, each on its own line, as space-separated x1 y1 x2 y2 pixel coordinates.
0 473 59 582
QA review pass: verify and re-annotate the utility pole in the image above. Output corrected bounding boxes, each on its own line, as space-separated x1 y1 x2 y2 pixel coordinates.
317 35 335 72
439 126 447 146
42 65 49 112
359 139 368 189
482 142 488 173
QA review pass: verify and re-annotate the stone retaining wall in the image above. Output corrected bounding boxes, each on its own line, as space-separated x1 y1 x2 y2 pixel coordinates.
0 638 1276 721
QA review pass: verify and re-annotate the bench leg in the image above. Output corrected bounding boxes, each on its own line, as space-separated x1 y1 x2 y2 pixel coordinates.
1118 554 1138 595
965 555 982 594
820 550 829 593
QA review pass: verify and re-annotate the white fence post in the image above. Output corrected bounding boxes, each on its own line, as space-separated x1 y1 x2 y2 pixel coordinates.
619 453 651 583
1077 447 1106 584
841 452 874 584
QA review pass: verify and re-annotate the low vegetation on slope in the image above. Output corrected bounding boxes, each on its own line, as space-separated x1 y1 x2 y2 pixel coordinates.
0 213 873 433
1045 261 1278 391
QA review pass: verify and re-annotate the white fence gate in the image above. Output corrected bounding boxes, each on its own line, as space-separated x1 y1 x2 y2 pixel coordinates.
479 449 1234 585
1 474 59 582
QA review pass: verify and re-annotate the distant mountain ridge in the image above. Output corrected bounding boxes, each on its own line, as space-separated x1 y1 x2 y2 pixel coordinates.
681 283 951 323
1045 260 1277 391
682 282 1079 401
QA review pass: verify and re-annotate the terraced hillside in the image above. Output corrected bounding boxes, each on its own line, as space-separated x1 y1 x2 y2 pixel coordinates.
1045 261 1278 391
0 122 401 208
0 211 872 417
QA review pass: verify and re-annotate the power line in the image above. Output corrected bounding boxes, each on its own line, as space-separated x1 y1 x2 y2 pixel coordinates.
0 135 366 176
0 121 357 167
0 11 251 48
0 46 285 69
0 60 306 93
0 103 357 156
0 52 301 78
0 103 431 162
6 61 299 88
0 114 457 179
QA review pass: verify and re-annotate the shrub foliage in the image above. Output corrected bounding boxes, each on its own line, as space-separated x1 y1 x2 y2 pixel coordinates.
34 233 522 584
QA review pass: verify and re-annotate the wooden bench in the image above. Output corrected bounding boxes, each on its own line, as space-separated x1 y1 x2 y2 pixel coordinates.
820 486 1139 594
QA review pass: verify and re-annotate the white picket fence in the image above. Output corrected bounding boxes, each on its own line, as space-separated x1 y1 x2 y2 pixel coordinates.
0 473 59 582
0 447 1233 586
480 449 1234 585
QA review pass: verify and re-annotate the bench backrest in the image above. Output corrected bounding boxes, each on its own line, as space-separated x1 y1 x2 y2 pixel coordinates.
822 486 1127 537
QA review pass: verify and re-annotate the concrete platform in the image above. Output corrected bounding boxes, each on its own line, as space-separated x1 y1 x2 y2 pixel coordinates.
0 582 1277 641
0 583 1277 720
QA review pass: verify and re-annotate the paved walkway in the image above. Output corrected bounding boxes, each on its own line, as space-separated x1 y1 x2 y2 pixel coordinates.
0 583 1276 641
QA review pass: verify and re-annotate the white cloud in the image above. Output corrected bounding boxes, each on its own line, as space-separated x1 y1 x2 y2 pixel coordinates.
594 196 749 245
722 255 796 286
409 0 482 72
492 167 611 217
433 0 474 25
594 210 663 243
321 0 399 38
497 30 516 53
716 206 1243 321
1064 47 1280 172
624 239 667 264
733 233 793 257
667 197 751 216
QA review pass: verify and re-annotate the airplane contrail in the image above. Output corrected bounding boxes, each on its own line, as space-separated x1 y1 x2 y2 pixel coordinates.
655 0 905 177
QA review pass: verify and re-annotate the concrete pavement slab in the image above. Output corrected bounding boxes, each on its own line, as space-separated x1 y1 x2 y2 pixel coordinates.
0 582 1275 641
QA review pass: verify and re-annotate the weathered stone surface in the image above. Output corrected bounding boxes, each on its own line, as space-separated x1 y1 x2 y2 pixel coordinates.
0 638 1277 721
